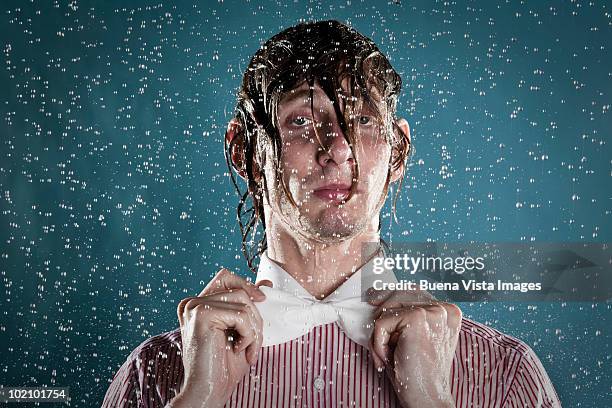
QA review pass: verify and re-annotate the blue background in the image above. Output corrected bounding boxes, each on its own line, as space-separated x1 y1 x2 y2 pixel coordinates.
1 0 610 406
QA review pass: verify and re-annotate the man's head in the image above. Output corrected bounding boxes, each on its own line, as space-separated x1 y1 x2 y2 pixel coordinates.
225 20 411 270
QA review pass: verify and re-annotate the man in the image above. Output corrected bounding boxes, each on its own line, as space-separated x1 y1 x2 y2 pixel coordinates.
102 20 561 408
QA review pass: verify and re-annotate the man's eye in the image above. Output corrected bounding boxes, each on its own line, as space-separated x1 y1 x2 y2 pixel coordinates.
291 117 311 126
358 116 372 125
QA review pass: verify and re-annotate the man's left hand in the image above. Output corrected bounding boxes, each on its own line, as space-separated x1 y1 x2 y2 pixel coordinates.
367 288 461 408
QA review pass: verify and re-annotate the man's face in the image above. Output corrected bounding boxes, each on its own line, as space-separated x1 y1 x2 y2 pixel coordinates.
261 80 401 242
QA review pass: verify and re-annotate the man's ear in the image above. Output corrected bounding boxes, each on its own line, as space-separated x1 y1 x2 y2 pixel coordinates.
226 118 247 180
225 118 262 182
389 117 411 183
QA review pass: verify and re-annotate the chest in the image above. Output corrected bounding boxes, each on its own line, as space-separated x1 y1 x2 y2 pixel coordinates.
224 323 399 408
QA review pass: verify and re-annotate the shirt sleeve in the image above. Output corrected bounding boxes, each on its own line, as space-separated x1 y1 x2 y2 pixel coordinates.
503 346 562 408
101 351 142 408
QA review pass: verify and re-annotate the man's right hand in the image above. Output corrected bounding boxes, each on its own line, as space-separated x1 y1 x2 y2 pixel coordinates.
169 269 271 408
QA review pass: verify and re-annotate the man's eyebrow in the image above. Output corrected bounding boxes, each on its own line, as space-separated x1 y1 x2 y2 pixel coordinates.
280 89 317 105
281 85 351 105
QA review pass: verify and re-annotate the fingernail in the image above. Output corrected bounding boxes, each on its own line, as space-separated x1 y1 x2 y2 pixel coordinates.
257 280 273 288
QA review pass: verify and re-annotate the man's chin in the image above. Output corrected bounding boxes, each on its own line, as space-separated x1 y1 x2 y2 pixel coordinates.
300 212 369 243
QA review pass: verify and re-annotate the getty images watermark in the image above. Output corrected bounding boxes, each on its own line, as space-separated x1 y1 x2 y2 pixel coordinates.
361 242 612 302
371 252 543 293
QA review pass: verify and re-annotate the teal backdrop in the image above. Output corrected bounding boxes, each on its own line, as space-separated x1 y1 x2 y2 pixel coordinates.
1 0 610 406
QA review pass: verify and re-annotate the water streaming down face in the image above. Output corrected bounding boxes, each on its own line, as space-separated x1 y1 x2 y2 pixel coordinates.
263 79 396 242
226 19 409 259
0 1 609 407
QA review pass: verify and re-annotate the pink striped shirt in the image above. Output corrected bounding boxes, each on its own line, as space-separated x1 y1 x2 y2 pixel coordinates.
102 316 561 407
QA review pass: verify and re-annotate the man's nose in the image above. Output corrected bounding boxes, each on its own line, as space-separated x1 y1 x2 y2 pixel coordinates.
317 129 354 167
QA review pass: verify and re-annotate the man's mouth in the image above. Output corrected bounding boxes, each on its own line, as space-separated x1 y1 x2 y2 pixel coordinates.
312 183 353 202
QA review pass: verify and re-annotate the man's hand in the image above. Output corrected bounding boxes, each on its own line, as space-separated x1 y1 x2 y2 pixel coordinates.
367 288 461 408
170 269 272 408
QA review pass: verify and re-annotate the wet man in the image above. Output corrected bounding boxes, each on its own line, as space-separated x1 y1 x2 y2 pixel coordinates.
102 20 561 408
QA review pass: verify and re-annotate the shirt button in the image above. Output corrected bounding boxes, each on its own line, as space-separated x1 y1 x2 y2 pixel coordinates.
313 377 325 391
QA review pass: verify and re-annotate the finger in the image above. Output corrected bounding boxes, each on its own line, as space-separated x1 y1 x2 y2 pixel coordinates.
440 302 462 330
187 302 257 356
425 303 448 323
201 268 266 301
420 303 462 335
178 275 267 326
179 298 248 332
371 288 436 308
370 288 437 320
365 287 394 306
373 301 439 321
205 303 259 357
178 295 224 326
368 335 385 372
416 305 447 341
245 313 264 365
371 308 428 366
196 300 249 312
407 288 436 302
203 290 264 360
204 289 264 329
371 317 394 366
198 305 258 361
255 279 273 288
229 300 262 356
224 306 261 365
185 290 264 332
379 305 452 341
177 296 199 326
183 300 260 367
231 310 258 353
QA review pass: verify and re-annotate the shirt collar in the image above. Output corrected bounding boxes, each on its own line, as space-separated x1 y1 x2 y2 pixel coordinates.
255 251 397 302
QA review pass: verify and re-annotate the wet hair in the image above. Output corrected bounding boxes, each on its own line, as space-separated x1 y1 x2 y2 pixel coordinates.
224 19 412 272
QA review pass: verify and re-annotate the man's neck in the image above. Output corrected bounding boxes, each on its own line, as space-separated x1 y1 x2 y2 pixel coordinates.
264 219 381 299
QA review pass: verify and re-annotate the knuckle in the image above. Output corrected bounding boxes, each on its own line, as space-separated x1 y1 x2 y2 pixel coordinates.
177 301 187 315
218 267 231 276
184 298 201 312
178 296 193 308
212 268 232 284
399 306 427 328
185 304 207 327
176 298 189 314
445 303 462 320
410 306 428 320
209 269 228 285
431 303 448 318
192 303 207 315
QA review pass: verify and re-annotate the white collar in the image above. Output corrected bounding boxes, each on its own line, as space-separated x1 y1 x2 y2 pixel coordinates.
255 251 397 303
